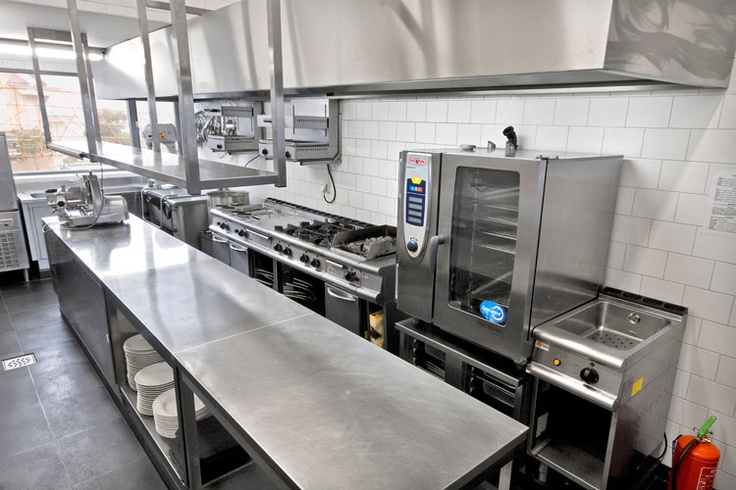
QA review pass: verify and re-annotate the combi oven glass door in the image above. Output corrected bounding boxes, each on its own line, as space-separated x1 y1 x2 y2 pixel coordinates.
448 167 520 321
433 153 545 364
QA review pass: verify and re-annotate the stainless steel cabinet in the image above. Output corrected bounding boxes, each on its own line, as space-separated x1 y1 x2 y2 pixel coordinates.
46 230 117 393
229 242 250 275
212 234 231 265
325 284 364 336
21 199 54 270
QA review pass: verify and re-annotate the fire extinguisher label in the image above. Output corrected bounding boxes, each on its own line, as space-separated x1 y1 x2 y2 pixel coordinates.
697 466 716 489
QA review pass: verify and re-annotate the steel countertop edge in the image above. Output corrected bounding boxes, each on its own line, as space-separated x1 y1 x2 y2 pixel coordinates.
43 215 529 490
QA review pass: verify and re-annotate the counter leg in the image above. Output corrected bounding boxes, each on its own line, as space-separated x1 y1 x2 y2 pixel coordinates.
498 460 512 490
176 369 202 490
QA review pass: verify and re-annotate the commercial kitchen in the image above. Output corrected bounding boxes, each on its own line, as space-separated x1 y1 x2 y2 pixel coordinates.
0 1 735 489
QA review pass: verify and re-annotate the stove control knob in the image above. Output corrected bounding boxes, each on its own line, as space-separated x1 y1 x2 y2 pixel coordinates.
238 229 246 237
344 270 357 282
311 258 320 268
300 253 309 263
406 239 419 253
273 243 283 252
580 366 599 384
220 222 229 231
283 247 292 256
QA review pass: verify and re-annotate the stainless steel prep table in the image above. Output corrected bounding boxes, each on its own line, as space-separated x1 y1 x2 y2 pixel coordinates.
43 215 528 490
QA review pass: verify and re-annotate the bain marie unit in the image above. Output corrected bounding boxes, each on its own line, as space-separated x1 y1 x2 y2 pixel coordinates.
397 148 621 365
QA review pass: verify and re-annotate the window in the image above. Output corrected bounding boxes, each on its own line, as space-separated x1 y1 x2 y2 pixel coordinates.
0 72 132 173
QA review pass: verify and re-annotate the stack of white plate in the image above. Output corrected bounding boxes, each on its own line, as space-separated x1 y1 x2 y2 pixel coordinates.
124 335 163 391
152 388 210 438
134 362 175 416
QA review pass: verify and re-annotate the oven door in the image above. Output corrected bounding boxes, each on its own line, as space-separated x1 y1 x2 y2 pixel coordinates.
432 154 546 365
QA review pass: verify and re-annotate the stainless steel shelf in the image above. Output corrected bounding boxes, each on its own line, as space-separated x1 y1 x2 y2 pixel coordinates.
121 385 185 484
47 141 280 193
530 437 604 490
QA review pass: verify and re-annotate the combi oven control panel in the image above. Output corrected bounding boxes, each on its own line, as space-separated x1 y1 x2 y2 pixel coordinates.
403 153 431 258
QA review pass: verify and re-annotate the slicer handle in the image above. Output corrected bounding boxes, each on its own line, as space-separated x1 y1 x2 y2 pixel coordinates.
428 235 446 273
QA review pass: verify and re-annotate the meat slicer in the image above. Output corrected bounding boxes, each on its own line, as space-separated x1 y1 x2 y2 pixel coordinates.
46 173 129 227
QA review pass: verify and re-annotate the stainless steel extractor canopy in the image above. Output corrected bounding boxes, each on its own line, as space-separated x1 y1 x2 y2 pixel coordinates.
94 0 736 100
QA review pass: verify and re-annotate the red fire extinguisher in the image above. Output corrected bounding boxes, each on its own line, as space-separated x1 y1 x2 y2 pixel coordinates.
668 416 720 490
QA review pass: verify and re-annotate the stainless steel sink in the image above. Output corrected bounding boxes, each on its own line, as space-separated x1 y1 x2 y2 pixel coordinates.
553 301 670 351
531 291 687 370
29 192 48 199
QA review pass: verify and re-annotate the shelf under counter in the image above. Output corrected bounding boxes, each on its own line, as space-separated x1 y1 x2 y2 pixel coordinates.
120 385 254 489
47 140 279 191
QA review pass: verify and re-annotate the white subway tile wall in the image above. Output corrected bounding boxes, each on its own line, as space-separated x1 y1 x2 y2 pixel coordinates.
246 57 736 486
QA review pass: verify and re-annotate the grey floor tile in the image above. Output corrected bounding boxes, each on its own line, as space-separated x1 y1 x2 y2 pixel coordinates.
10 304 64 331
0 300 7 316
17 320 74 351
0 404 54 461
33 360 102 403
29 339 88 376
1 280 55 300
0 331 23 359
4 291 59 314
57 418 145 485
44 385 121 439
0 313 12 333
73 456 166 490
0 368 40 414
0 441 73 490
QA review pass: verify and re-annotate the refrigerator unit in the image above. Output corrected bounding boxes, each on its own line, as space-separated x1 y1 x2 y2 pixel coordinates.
0 132 30 276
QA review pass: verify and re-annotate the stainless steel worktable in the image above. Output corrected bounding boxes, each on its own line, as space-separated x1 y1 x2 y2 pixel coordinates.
45 215 528 490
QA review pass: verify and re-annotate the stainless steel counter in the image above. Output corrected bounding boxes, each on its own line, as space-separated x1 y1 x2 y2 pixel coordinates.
44 214 528 490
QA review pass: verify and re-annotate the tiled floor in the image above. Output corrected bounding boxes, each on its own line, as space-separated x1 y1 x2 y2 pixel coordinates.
0 277 167 490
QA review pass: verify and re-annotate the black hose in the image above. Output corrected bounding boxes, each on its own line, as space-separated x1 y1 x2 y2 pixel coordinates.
672 437 699 490
657 432 668 462
323 163 336 204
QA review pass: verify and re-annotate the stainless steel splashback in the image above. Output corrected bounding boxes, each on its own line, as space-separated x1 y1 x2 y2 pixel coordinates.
94 0 736 100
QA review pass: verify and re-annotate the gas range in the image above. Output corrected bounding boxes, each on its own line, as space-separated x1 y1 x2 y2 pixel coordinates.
209 198 396 304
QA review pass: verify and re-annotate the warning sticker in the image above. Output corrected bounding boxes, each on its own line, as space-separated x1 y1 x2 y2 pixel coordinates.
534 340 549 351
631 377 643 397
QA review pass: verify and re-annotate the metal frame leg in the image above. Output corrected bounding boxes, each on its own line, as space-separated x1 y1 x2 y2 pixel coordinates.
136 0 161 153
175 368 202 490
498 460 513 490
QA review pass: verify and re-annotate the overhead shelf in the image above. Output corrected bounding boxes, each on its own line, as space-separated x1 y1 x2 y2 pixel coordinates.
50 140 278 192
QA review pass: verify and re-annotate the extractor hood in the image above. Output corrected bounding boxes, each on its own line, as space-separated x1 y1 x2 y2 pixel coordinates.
94 0 736 100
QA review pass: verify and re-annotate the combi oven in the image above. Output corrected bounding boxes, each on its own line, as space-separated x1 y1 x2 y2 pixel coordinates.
397 147 621 365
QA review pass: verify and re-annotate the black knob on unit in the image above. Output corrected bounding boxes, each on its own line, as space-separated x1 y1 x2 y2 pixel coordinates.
262 148 269 155
300 253 309 263
310 258 320 268
283 247 292 256
580 366 599 384
285 151 291 159
344 270 357 282
219 222 228 230
216 144 222 149
273 243 283 252
238 230 246 237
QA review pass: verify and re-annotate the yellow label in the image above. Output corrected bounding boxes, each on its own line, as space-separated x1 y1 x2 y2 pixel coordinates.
411 177 423 185
631 377 643 397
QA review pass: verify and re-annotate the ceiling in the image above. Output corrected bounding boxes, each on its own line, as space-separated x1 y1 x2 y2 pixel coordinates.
0 1 167 49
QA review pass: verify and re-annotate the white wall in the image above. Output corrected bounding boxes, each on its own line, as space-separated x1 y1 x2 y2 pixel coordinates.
244 59 736 487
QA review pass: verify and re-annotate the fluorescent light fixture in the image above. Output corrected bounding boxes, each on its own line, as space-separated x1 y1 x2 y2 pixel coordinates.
0 42 103 61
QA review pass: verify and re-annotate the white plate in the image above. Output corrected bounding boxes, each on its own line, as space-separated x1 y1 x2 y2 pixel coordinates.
123 335 157 353
135 362 174 388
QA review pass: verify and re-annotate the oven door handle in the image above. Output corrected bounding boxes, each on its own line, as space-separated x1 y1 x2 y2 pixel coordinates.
428 235 446 273
248 229 270 241
212 234 228 244
326 285 358 302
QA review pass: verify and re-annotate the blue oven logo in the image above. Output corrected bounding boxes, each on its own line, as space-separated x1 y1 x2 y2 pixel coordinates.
480 301 507 325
